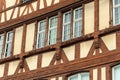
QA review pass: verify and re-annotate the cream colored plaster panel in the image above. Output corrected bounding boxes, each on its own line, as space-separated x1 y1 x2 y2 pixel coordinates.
58 77 62 80
102 33 116 50
25 23 35 52
99 0 109 30
54 0 59 4
12 8 18 19
0 64 5 77
31 1 37 12
101 67 106 80
80 40 93 58
14 26 23 55
26 55 38 70
42 51 55 67
84 1 94 34
93 69 97 80
40 0 44 9
63 45 75 61
46 0 52 6
6 9 13 20
6 0 16 8
20 6 26 16
1 13 5 23
8 60 20 75
51 78 56 80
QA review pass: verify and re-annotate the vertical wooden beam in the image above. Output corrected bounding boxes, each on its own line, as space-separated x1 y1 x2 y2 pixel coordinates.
37 0 40 10
116 31 120 50
106 65 111 80
45 17 49 46
82 3 85 35
21 24 27 53
70 8 73 39
3 62 9 77
37 54 42 68
11 29 15 56
90 69 93 80
75 43 80 59
98 67 101 80
109 0 113 26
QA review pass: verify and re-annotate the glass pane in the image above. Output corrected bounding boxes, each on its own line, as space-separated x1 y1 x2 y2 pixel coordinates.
50 17 58 28
74 20 82 37
64 24 70 40
49 29 57 44
7 32 13 41
69 76 78 80
5 43 12 57
39 21 46 31
75 8 82 19
81 73 89 80
114 66 120 80
114 0 120 5
64 12 71 23
38 32 45 48
115 7 120 24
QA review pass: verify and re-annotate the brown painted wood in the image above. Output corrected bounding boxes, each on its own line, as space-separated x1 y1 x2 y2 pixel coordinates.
37 54 42 68
75 43 80 59
3 62 9 77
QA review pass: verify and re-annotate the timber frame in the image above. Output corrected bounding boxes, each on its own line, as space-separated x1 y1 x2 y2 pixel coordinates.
0 0 120 80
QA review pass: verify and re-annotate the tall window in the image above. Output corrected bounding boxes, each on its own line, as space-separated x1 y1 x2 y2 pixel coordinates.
73 7 82 37
37 20 46 48
113 0 120 25
0 34 4 59
48 16 58 45
63 11 71 41
112 64 120 80
68 72 89 80
4 31 13 57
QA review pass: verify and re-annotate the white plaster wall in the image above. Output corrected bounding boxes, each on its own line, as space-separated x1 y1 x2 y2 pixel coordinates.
26 55 38 70
12 8 18 19
80 40 93 58
6 0 16 8
93 69 98 80
84 1 94 34
102 33 116 50
0 64 5 77
31 1 37 12
58 77 62 80
51 78 56 80
63 45 75 61
46 0 52 6
99 0 109 30
14 26 23 55
54 0 59 4
20 6 26 16
41 51 55 67
6 9 13 20
8 60 20 75
40 0 45 9
25 23 35 52
1 13 5 23
101 67 106 80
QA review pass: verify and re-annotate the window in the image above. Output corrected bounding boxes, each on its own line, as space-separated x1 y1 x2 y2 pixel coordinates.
48 16 58 45
62 7 82 41
37 20 46 48
4 31 13 58
68 72 89 80
112 64 120 80
113 0 120 25
22 0 30 3
0 34 4 59
63 11 71 41
73 7 82 37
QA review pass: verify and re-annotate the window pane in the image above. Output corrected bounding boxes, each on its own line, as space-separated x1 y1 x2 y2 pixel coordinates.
75 8 82 19
0 35 4 56
69 75 78 80
114 0 120 5
38 32 45 48
81 73 89 80
64 24 70 40
64 12 71 23
113 66 120 80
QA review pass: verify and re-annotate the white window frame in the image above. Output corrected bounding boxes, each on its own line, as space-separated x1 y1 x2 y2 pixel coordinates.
4 31 13 58
48 16 58 45
113 0 120 25
112 64 120 80
0 34 4 59
62 11 71 41
36 20 46 48
68 72 89 80
73 7 82 38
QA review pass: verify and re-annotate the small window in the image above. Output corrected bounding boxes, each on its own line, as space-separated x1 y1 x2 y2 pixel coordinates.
48 16 58 45
36 20 46 48
112 64 120 80
73 7 82 37
4 31 13 58
62 11 71 41
68 72 89 80
113 0 120 25
22 0 30 3
0 34 4 59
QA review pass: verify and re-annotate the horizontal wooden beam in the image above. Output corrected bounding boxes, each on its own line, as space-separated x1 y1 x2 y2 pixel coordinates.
1 49 120 79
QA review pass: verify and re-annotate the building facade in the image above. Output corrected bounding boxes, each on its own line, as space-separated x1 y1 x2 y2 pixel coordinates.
0 0 120 80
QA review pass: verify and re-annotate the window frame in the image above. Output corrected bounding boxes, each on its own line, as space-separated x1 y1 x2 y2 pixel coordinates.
36 20 46 48
48 16 58 45
4 31 13 58
113 0 120 25
62 11 71 41
73 7 82 38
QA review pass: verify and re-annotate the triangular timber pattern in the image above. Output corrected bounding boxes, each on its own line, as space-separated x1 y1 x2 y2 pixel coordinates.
0 0 65 23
